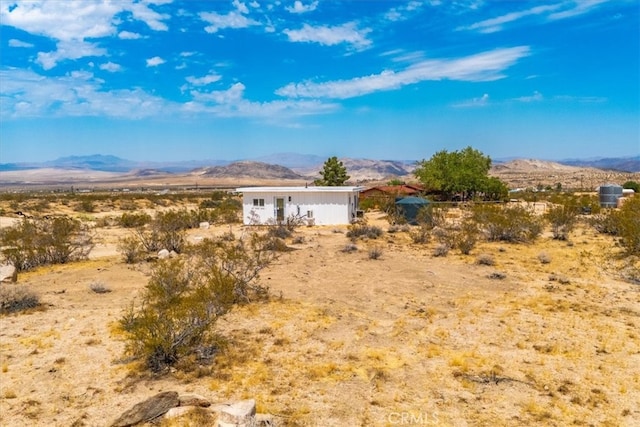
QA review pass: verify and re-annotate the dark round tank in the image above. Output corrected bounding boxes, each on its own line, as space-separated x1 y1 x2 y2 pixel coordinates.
599 184 623 208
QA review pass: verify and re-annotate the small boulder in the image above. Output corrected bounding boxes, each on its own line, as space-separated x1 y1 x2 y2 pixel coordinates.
178 393 211 407
199 221 210 229
217 399 256 427
111 391 179 427
0 264 17 283
158 249 170 259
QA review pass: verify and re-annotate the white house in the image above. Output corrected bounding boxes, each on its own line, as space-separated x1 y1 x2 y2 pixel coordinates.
236 186 364 226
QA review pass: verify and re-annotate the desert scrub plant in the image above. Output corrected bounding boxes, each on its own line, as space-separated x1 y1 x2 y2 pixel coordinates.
118 212 152 228
368 247 383 260
341 243 358 253
476 253 495 266
89 281 111 294
545 204 578 240
0 216 94 272
471 203 542 243
409 225 431 244
117 235 145 264
0 286 41 314
120 233 276 372
612 195 640 255
537 252 551 264
346 223 383 240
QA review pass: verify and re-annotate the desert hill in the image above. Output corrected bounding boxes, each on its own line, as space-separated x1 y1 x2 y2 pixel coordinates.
192 161 304 180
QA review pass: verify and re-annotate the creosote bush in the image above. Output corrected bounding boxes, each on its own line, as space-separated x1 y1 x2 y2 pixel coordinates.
472 204 542 243
0 217 94 272
119 232 277 372
545 204 578 240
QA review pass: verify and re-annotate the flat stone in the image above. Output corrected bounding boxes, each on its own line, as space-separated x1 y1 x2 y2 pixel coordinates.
110 391 179 427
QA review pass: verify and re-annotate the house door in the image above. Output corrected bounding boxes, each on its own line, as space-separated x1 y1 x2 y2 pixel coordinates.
275 197 285 222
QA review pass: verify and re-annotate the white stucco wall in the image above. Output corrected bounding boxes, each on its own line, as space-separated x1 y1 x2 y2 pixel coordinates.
236 187 362 225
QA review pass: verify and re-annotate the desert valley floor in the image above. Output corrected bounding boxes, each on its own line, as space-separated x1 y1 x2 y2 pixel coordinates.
0 202 639 426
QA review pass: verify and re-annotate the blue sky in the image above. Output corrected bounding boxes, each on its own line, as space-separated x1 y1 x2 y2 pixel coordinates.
1 0 638 163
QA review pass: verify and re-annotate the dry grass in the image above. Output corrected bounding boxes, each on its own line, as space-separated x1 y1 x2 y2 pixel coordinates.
0 199 638 426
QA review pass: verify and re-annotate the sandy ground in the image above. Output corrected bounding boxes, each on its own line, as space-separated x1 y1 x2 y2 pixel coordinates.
0 209 639 426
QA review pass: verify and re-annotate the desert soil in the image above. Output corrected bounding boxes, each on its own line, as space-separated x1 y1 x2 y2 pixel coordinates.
0 205 639 427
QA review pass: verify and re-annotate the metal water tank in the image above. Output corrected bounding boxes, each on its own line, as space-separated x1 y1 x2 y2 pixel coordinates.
599 184 623 208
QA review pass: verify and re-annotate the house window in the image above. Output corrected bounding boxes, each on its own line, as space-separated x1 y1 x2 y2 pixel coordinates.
307 210 314 218
253 198 265 207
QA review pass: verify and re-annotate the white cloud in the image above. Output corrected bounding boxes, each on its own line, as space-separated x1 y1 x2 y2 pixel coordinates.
127 1 170 31
276 46 531 99
547 0 609 21
0 0 170 68
286 1 319 14
199 10 258 33
186 72 222 86
8 39 34 48
146 56 166 67
99 62 122 72
453 93 490 108
118 30 143 39
186 82 339 118
199 0 260 33
0 68 169 119
283 22 372 50
37 40 107 70
460 0 612 33
384 1 424 22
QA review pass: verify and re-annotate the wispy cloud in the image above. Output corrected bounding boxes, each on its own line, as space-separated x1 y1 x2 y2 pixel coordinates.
186 82 340 119
0 68 169 119
283 22 372 50
185 72 222 86
460 0 612 33
286 1 319 14
8 39 34 48
277 46 530 99
146 56 166 67
453 93 490 108
199 0 259 33
554 95 607 103
513 91 543 103
458 4 562 33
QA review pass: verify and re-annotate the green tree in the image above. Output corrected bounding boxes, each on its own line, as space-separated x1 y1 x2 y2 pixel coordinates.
622 181 640 193
414 146 504 201
315 156 350 186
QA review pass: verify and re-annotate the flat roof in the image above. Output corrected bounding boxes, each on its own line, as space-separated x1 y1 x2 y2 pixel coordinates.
236 186 364 193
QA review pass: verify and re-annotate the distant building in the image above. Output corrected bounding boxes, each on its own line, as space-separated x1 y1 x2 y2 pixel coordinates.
236 186 363 226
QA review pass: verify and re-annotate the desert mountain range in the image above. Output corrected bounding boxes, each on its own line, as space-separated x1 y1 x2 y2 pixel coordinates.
0 154 638 189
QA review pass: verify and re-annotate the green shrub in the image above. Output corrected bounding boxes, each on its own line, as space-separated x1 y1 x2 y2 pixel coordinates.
0 217 93 272
613 196 640 255
117 235 145 264
118 212 152 228
545 204 578 240
120 233 276 372
472 204 542 243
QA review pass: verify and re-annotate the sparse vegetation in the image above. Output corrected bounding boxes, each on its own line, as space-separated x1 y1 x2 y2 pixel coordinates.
0 216 94 271
471 203 543 243
119 232 277 372
346 223 383 240
0 286 41 314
